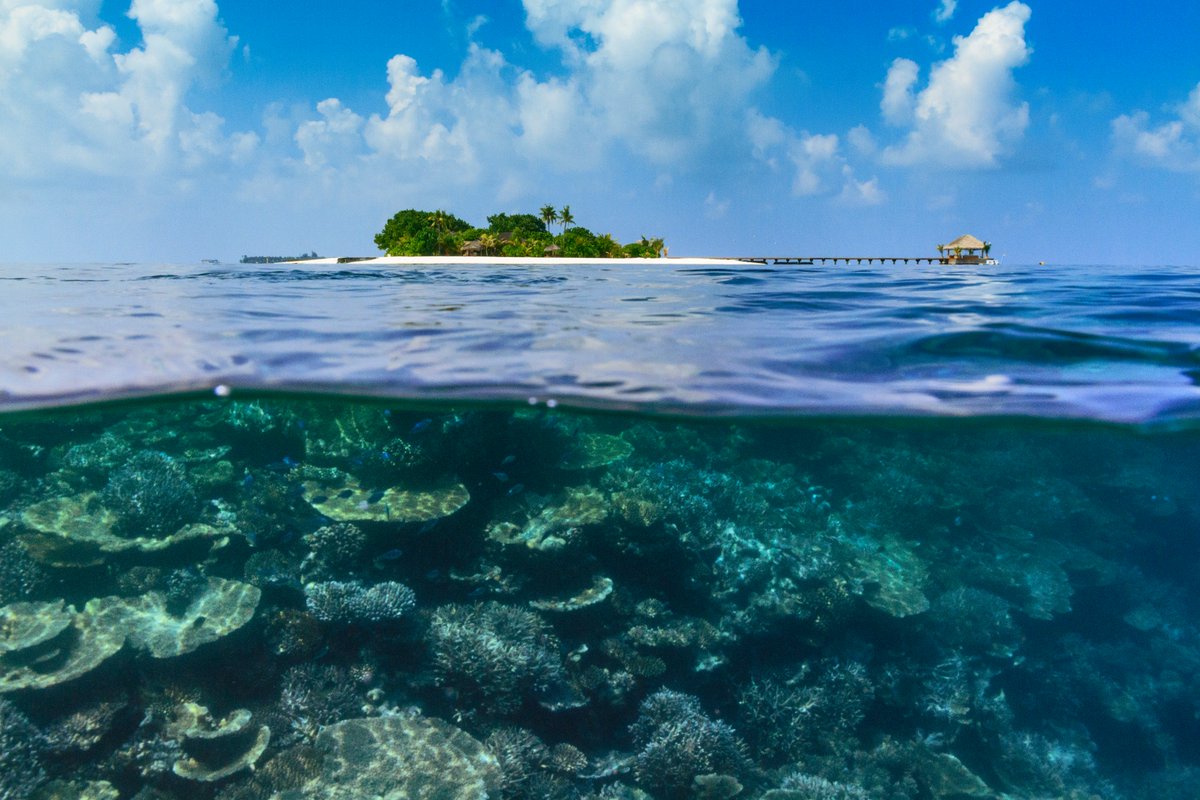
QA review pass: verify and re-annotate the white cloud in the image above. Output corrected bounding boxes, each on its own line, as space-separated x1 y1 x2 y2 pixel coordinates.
934 0 957 24
520 0 775 163
880 1 1033 168
881 58 919 126
0 0 243 176
838 167 886 206
747 108 882 201
1112 82 1200 172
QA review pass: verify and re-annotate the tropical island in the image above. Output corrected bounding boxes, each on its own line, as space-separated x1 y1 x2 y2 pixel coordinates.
375 206 666 259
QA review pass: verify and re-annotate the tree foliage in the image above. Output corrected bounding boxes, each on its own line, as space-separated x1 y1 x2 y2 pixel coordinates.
374 209 471 256
374 206 665 259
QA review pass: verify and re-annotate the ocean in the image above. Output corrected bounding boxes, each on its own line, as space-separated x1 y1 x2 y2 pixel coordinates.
0 260 1197 799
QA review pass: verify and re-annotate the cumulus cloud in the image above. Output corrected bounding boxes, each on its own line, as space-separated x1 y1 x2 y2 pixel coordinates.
747 108 883 202
1112 82 1200 172
880 1 1032 168
519 0 775 163
0 0 243 177
934 0 957 24
287 0 782 200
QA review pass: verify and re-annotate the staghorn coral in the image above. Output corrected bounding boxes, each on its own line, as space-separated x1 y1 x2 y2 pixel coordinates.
0 539 48 606
303 579 416 624
100 450 203 537
429 602 567 716
273 663 364 745
739 659 873 763
630 689 748 799
1 697 47 800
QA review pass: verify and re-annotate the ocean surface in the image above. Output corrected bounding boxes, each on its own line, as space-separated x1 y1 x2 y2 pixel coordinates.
3 260 1200 420
0 260 1198 800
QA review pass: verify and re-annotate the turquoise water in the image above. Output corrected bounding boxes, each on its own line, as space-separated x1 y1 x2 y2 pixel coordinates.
0 262 1198 799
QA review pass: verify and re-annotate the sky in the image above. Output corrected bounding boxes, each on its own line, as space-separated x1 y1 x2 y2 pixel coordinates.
2 0 1199 264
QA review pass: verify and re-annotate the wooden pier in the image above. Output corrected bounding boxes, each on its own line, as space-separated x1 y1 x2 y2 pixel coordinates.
733 256 950 266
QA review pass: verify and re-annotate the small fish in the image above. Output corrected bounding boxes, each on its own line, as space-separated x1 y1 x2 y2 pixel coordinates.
375 548 404 562
241 472 254 488
492 471 509 483
282 455 298 468
500 455 516 466
417 519 440 535
425 568 442 580
409 418 433 435
311 495 329 505
367 490 386 504
338 489 354 499
507 483 525 496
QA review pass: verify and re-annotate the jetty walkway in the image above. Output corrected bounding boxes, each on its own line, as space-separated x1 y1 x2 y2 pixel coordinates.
732 256 949 266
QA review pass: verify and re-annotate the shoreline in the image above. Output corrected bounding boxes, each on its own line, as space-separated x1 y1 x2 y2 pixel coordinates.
281 255 752 266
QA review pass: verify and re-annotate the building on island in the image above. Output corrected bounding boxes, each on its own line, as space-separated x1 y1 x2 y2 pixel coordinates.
937 234 995 265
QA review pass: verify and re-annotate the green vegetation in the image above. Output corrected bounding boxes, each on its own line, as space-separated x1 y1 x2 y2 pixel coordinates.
374 206 666 258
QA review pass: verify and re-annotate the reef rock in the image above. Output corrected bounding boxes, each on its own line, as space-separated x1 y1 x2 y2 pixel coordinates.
166 702 270 782
531 576 614 612
31 780 120 800
848 535 930 617
0 600 125 692
559 433 634 470
487 486 608 552
0 599 73 654
101 577 261 658
20 493 234 566
303 471 469 523
274 715 502 800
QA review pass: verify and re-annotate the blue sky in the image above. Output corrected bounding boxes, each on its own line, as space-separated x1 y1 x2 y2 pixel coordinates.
2 0 1199 264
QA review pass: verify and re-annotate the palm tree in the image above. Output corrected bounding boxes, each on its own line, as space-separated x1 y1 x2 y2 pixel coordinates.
539 204 558 230
982 242 992 259
559 205 574 232
480 232 499 256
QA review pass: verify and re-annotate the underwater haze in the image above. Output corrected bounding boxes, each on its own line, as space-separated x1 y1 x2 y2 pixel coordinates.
0 261 1198 800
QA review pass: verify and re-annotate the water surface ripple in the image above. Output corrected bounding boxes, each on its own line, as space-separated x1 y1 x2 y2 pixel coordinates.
3 261 1200 422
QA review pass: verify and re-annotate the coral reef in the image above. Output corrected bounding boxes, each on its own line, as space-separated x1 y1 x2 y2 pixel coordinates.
429 602 568 715
303 579 416 624
101 451 203 537
274 715 502 800
164 702 270 782
0 397 1195 800
1 697 47 799
630 689 748 799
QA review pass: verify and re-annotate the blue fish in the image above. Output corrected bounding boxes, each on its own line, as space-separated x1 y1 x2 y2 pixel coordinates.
417 519 440 535
376 548 404 562
500 455 516 466
507 483 525 496
492 471 509 483
409 418 433 434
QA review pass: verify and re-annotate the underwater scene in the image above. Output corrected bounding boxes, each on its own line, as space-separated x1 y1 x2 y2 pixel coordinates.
0 395 1197 800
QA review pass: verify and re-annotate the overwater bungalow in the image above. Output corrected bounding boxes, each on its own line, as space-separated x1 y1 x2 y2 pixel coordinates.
938 234 996 265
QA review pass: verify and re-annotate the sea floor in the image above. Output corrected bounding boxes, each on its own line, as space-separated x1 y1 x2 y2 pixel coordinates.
0 395 1197 799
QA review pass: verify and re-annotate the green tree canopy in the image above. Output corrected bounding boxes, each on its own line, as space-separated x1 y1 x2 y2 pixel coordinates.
374 207 664 259
375 209 471 255
486 213 546 236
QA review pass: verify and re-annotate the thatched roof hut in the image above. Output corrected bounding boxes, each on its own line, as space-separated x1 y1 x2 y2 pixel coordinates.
938 234 992 264
941 234 986 252
543 244 562 256
461 240 484 255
